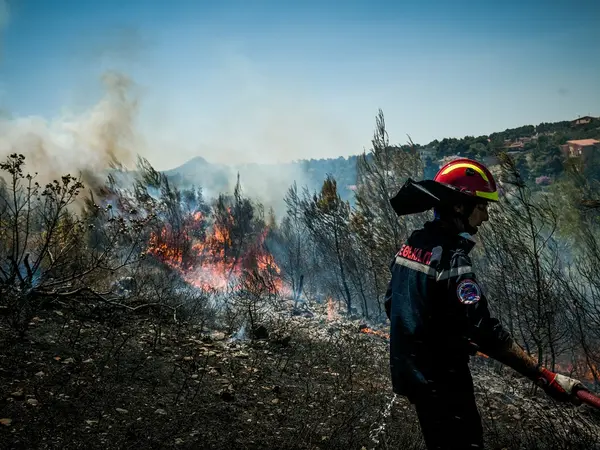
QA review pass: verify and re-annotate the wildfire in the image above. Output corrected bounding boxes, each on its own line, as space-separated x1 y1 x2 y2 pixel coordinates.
147 227 184 266
557 358 600 384
327 297 339 322
359 327 390 340
581 364 600 382
146 210 282 293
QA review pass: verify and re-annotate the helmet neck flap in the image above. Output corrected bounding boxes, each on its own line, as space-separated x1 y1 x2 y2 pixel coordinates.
389 158 497 236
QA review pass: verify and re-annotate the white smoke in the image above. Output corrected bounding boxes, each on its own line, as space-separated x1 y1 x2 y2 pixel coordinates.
139 47 362 170
0 33 358 217
0 71 140 189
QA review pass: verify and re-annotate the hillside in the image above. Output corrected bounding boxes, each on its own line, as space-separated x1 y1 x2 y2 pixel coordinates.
163 115 600 212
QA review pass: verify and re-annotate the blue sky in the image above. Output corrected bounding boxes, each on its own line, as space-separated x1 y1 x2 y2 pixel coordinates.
0 0 599 170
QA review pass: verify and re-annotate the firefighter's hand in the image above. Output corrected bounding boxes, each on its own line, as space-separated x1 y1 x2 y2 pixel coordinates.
537 368 584 405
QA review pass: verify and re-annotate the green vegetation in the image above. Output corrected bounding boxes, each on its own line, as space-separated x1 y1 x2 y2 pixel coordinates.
269 114 600 190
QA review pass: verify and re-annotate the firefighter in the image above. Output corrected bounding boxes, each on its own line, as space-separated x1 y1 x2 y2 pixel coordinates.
385 158 586 449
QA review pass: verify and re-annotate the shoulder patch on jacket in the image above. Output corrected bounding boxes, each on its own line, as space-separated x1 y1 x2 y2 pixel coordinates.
456 279 481 304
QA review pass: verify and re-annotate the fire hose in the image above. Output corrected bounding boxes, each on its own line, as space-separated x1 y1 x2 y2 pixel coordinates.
575 387 600 409
536 375 600 409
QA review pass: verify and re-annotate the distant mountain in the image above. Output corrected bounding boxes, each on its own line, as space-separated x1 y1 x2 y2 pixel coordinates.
163 156 219 179
160 115 600 214
163 155 358 215
163 156 234 198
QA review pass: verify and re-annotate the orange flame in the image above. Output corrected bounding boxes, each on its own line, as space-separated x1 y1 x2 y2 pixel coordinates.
556 358 600 383
359 327 390 340
147 210 282 293
327 297 338 322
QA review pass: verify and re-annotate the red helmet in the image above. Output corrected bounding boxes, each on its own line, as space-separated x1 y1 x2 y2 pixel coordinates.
433 158 498 202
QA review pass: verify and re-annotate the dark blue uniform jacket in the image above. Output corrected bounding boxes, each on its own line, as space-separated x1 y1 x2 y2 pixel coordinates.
384 220 513 401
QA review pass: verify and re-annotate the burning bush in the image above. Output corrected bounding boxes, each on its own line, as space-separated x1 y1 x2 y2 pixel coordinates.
81 158 287 339
143 178 283 297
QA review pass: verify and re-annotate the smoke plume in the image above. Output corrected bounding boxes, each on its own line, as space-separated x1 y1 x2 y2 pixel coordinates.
0 71 140 190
